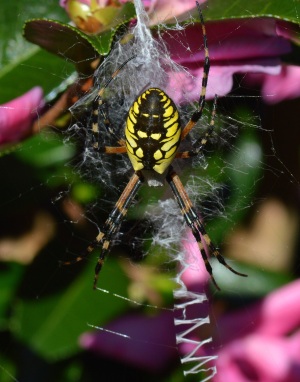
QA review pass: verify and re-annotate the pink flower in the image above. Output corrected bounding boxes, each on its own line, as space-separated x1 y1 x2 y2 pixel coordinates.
80 229 300 381
145 1 300 104
60 1 299 103
163 17 295 103
60 0 198 16
215 333 300 382
180 232 300 382
0 87 44 146
60 0 125 33
148 0 199 22
80 311 177 373
259 65 300 104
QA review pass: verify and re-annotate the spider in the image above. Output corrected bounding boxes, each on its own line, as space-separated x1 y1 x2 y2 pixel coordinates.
65 2 247 290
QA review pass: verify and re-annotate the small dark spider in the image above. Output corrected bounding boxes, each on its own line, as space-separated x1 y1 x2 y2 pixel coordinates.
64 2 247 290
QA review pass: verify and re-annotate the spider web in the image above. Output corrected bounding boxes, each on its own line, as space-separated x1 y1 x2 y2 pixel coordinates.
65 0 292 380
66 2 232 377
0 1 300 382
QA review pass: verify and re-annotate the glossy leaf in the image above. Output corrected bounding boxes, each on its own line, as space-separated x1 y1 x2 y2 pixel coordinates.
23 19 100 75
0 1 69 103
12 257 130 360
178 0 300 24
0 0 67 67
213 260 293 297
23 2 136 70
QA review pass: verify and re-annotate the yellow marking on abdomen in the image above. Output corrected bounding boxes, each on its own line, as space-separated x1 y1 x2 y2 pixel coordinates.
137 130 148 138
127 117 135 134
129 109 137 124
125 130 138 148
133 101 139 114
161 128 181 151
154 150 163 160
164 145 177 159
136 147 144 158
164 111 179 128
163 105 174 117
151 133 161 140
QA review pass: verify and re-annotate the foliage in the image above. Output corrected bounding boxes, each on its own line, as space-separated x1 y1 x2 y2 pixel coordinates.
0 1 299 381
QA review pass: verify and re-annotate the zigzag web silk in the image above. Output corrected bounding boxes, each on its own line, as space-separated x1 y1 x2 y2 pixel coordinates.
1 1 300 382
83 0 219 379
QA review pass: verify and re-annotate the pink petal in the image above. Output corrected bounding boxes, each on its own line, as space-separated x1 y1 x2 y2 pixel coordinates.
80 311 177 372
59 0 68 8
167 61 281 103
216 280 300 345
149 0 205 24
261 65 300 104
0 87 44 145
165 20 291 64
259 279 300 335
180 230 210 289
216 334 300 382
276 20 300 45
162 17 291 103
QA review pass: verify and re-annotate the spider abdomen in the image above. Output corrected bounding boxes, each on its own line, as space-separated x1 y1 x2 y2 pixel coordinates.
125 88 181 174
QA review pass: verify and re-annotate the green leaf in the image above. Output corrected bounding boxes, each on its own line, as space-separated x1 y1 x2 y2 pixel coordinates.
23 2 136 70
71 182 100 204
0 2 136 102
13 131 76 186
0 1 71 103
0 46 74 103
0 0 68 67
12 257 130 360
23 19 100 75
0 264 24 329
212 260 293 297
182 0 300 23
0 353 17 382
93 1 136 39
175 0 300 49
15 131 75 168
206 121 263 243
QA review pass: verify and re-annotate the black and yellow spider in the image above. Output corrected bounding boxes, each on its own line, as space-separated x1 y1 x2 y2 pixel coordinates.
66 2 247 290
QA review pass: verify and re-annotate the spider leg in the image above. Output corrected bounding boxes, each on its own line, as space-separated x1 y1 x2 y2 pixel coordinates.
98 145 127 154
166 167 247 290
176 94 217 159
60 171 143 288
92 171 144 288
180 2 210 142
91 56 136 150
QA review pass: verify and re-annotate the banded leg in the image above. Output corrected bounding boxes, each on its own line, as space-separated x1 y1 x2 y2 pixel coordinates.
176 94 217 159
92 170 143 288
97 145 127 154
180 2 210 142
90 55 136 150
166 167 247 290
62 171 144 289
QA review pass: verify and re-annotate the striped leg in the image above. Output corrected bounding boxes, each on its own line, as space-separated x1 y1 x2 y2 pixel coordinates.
90 55 136 151
176 94 218 159
92 170 144 288
166 167 247 290
62 171 144 289
180 2 210 142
